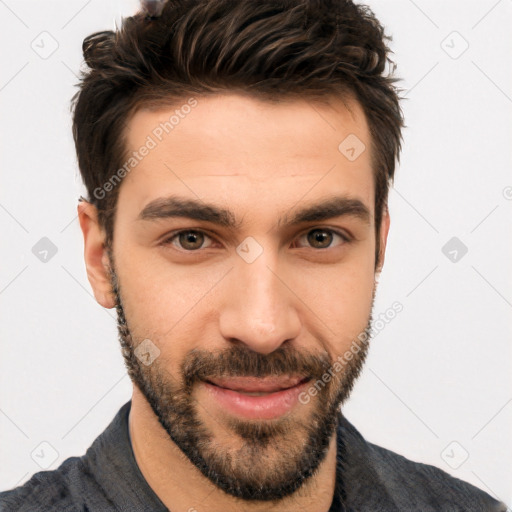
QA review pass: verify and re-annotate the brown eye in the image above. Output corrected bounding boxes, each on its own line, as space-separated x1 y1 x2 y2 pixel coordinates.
307 229 333 249
161 230 214 251
293 228 350 250
177 230 205 250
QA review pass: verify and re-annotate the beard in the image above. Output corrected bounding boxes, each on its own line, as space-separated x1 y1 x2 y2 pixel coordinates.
106 249 374 502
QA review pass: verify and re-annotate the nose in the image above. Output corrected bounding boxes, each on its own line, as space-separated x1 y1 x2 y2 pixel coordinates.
218 251 301 355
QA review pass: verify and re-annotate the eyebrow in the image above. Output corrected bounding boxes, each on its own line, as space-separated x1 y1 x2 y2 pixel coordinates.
137 194 371 229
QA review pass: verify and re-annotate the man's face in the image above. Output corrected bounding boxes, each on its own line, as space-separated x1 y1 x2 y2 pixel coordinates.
101 93 388 501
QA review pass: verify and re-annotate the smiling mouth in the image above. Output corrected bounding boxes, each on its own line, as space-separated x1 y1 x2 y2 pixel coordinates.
201 375 313 420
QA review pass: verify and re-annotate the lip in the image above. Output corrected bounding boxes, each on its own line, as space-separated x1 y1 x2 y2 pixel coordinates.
202 377 311 420
206 375 307 393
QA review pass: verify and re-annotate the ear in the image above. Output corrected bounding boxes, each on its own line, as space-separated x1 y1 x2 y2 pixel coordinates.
376 204 390 274
77 200 116 309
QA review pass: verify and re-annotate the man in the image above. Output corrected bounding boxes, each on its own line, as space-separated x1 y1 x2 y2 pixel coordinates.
0 0 507 510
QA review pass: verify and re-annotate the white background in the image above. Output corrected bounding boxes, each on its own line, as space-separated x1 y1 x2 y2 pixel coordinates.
0 0 510 506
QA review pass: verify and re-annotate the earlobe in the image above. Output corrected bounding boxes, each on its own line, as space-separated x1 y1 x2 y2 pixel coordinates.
77 201 116 309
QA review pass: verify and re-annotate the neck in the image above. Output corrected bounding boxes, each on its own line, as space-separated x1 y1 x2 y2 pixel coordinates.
129 387 339 512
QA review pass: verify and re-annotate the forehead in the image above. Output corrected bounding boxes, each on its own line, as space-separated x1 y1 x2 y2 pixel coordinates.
118 92 374 222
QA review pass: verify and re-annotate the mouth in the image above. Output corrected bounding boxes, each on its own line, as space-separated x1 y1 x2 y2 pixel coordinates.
205 375 310 394
201 376 312 420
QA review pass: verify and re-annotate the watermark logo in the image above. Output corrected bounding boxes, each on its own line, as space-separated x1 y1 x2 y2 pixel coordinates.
31 31 59 60
135 339 161 366
31 441 59 469
32 237 58 263
441 236 468 263
441 441 469 469
236 237 264 264
441 31 469 60
338 134 366 162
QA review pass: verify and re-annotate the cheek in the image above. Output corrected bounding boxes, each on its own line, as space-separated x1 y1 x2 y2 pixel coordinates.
114 248 226 342
293 255 375 353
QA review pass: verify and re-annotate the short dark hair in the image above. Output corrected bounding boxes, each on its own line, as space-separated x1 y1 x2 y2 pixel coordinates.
71 0 404 268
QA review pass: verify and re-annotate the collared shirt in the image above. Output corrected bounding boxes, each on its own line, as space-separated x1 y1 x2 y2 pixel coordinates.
0 400 507 511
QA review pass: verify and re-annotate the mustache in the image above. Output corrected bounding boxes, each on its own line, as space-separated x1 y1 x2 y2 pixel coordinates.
180 345 333 390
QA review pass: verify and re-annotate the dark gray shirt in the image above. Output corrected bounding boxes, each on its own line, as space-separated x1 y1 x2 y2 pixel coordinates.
0 400 507 511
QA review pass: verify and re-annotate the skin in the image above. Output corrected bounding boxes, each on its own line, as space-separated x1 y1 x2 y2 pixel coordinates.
78 92 390 512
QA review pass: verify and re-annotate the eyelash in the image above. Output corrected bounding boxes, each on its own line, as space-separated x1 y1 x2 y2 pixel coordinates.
160 228 352 252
